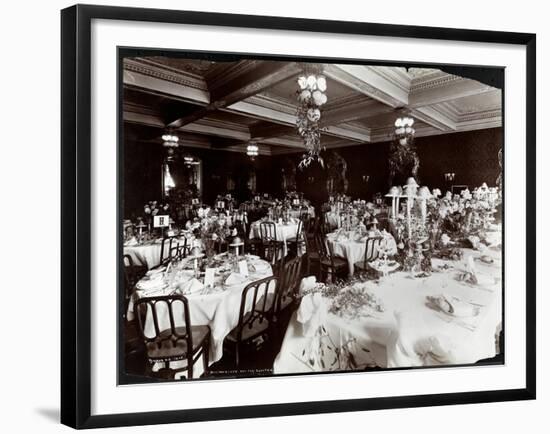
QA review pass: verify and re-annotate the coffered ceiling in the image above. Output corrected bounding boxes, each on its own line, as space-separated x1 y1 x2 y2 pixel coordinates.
123 56 502 156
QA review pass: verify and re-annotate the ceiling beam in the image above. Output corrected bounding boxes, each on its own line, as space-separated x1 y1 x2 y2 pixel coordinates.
177 119 251 141
166 61 301 128
321 95 395 126
123 59 209 105
324 64 409 108
408 106 457 131
409 76 495 108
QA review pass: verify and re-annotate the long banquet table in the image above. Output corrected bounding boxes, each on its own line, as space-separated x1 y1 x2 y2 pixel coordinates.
273 246 502 373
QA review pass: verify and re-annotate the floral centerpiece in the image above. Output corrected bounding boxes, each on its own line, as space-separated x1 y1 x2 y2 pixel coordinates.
191 215 233 257
143 200 170 233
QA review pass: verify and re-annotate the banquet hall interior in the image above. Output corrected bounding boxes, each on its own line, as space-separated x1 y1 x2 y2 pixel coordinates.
121 54 503 382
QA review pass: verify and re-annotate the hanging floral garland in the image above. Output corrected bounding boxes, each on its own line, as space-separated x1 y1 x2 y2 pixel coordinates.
388 116 420 185
296 68 328 169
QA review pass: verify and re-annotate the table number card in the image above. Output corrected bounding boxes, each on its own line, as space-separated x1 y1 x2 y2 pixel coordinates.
238 260 249 278
204 268 216 287
292 199 300 206
255 195 261 201
191 198 199 205
217 201 225 209
153 215 170 227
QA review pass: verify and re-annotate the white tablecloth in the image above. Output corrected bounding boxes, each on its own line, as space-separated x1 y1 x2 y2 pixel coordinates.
249 220 300 257
128 257 273 377
274 247 502 373
124 236 193 269
326 231 397 276
289 206 315 220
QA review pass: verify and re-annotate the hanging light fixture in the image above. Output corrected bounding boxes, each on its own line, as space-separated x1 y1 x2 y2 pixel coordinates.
296 66 328 169
162 133 179 148
161 132 179 161
246 143 259 159
394 117 415 145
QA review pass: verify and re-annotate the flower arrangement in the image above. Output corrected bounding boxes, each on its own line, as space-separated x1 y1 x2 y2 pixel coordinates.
144 200 169 217
300 276 385 319
191 215 233 257
143 201 170 232
388 117 420 185
296 71 328 169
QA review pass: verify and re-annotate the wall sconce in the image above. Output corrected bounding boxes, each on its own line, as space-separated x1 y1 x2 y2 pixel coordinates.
362 174 370 183
307 176 315 183
444 172 455 182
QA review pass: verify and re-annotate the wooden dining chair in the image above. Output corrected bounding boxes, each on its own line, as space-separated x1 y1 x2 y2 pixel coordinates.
354 236 384 273
275 256 303 316
315 232 348 283
169 237 190 261
258 221 284 268
134 295 211 379
224 275 278 374
287 219 305 257
259 221 278 243
159 235 179 265
123 254 146 308
303 226 321 278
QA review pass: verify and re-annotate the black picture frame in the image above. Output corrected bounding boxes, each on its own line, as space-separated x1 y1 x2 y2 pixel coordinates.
61 4 536 429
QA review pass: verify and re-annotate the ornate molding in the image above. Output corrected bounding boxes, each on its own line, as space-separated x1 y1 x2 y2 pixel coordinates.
410 74 464 92
123 59 208 91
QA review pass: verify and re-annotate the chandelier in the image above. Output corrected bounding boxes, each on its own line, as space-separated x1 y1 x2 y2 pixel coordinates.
296 69 328 169
162 133 179 160
162 133 179 147
246 143 259 159
394 116 415 145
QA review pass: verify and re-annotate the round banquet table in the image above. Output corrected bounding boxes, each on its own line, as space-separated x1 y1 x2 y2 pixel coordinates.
273 246 502 373
127 255 273 378
248 219 301 257
326 230 398 276
123 236 193 270
288 206 315 220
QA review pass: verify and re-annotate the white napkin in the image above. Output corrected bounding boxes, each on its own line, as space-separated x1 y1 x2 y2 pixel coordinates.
484 231 501 247
225 272 247 286
124 237 138 246
179 278 204 294
136 274 165 291
299 276 318 293
297 292 328 337
426 294 479 317
414 335 457 365
468 235 481 250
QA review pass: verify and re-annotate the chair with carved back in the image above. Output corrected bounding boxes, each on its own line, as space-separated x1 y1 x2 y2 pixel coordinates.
315 232 348 283
224 275 278 373
134 295 210 379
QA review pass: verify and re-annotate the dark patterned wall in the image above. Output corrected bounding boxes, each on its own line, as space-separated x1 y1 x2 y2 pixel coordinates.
123 127 502 217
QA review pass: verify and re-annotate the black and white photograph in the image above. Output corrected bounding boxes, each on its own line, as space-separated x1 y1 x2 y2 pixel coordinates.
120 52 504 383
